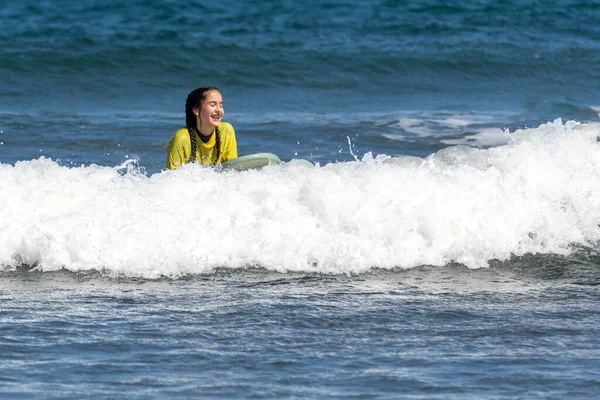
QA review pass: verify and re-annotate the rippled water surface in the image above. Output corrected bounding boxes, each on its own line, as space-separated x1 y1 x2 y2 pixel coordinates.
2 0 600 398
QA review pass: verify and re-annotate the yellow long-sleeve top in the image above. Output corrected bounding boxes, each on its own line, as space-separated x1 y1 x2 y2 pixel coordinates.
165 122 238 170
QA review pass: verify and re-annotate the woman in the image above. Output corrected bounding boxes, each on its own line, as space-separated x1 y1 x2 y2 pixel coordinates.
166 86 238 169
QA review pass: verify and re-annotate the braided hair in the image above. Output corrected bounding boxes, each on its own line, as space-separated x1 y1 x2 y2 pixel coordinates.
185 87 222 165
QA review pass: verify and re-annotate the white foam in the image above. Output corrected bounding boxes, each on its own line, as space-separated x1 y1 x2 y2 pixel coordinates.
442 127 511 147
1 119 600 277
439 118 473 127
393 118 433 136
388 113 504 140
381 133 409 142
437 113 497 127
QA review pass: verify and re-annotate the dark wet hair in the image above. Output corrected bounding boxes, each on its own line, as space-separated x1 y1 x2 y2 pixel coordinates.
185 86 221 165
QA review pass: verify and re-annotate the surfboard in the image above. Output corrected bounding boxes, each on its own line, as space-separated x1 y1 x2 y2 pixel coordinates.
221 153 282 171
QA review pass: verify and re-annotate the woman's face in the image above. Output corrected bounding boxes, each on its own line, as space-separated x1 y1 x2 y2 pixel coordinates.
194 90 224 135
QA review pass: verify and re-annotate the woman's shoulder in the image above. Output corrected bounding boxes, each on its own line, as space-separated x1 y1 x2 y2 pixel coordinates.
172 127 190 140
174 127 190 136
167 127 191 149
218 121 235 134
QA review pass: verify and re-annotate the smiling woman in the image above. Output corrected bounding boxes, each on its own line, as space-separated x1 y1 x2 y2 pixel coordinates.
165 87 238 169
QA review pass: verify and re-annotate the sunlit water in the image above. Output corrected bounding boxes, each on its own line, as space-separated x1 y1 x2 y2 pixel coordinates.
3 0 600 397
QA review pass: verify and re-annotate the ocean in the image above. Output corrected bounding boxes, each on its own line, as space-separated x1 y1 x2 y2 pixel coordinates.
1 0 600 398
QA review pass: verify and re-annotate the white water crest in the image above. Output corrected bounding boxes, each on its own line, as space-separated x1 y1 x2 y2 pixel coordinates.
1 119 600 278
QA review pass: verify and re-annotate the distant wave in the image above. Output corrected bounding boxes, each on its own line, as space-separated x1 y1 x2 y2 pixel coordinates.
3 1 600 97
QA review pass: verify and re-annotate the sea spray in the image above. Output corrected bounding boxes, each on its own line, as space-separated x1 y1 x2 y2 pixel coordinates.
1 120 600 277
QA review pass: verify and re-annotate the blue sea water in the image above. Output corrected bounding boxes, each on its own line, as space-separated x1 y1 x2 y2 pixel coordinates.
1 0 600 398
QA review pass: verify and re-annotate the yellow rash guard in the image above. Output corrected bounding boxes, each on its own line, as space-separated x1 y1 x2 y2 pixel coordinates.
165 122 238 170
